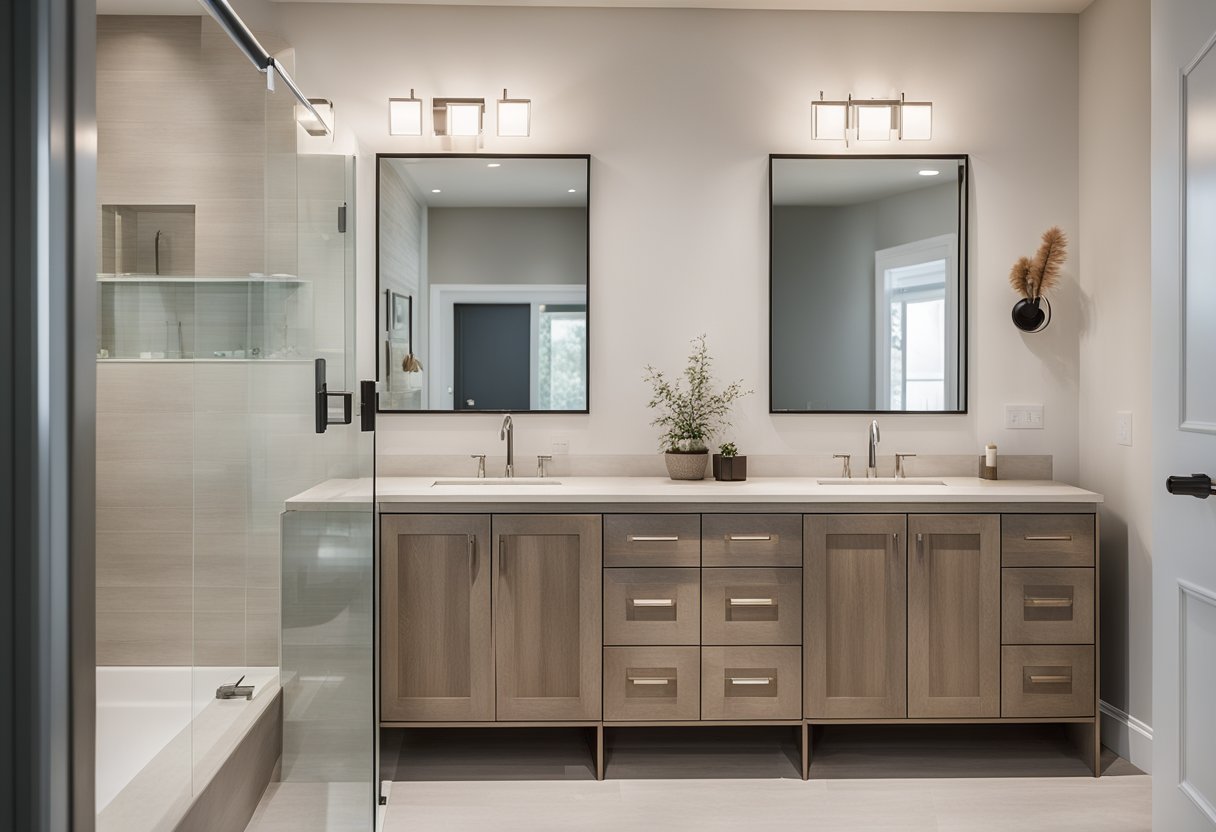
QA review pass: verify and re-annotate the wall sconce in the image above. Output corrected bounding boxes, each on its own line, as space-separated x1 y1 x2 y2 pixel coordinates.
433 97 485 137
811 92 933 144
497 89 531 137
388 91 423 136
297 98 333 137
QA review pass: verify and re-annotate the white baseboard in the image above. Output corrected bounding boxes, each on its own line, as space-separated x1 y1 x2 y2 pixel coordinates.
1099 699 1153 773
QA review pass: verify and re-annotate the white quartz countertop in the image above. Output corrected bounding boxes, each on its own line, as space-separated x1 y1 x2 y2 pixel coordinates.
284 476 1103 511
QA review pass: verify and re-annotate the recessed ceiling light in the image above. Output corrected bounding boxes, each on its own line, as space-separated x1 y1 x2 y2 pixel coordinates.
431 188 442 193
568 189 577 193
487 163 501 168
918 169 940 176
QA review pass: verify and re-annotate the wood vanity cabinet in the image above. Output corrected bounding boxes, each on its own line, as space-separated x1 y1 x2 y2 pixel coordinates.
907 514 1001 718
805 515 907 719
493 514 603 721
380 515 494 722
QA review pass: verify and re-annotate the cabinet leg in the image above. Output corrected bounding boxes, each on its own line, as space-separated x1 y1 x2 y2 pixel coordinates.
1066 721 1101 777
800 723 809 781
591 724 604 781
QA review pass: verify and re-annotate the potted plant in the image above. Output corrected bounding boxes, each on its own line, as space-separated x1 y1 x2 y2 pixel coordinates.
644 335 751 481
1009 226 1067 333
713 442 747 482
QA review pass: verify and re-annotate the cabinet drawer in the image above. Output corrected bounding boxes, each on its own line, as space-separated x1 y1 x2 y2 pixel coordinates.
1001 645 1095 718
701 568 802 646
604 514 700 567
604 646 700 721
604 568 700 646
1002 568 1095 645
701 646 801 720
1001 515 1095 567
702 515 802 567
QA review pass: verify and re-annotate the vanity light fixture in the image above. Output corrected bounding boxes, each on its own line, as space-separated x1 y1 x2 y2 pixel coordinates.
811 93 849 141
497 89 531 137
297 98 333 137
432 97 485 137
811 92 933 143
388 91 423 136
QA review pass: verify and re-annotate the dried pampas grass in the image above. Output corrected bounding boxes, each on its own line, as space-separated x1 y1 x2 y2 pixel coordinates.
1009 226 1068 299
402 353 423 373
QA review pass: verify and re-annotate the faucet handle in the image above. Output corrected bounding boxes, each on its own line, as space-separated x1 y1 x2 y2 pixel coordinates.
833 453 852 478
470 454 487 479
536 454 553 478
895 453 917 479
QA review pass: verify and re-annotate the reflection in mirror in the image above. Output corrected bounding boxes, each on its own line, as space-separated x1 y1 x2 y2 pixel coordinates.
377 155 589 412
770 156 967 413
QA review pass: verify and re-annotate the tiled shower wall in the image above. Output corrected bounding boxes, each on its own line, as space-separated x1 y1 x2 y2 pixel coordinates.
95 13 301 668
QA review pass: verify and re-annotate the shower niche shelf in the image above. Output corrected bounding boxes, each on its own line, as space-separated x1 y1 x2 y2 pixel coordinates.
97 274 312 361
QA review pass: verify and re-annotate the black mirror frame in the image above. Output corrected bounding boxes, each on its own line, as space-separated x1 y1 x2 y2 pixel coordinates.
768 153 970 415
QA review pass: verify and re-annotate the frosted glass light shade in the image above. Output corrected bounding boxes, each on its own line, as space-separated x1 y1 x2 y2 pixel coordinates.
811 101 848 141
497 99 530 137
856 104 894 141
448 102 482 137
901 103 933 140
388 98 422 136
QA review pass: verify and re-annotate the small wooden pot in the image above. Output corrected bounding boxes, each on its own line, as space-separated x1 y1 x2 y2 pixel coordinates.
665 451 709 481
713 454 747 482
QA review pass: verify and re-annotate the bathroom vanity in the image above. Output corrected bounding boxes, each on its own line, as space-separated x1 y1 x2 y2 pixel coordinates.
287 476 1102 780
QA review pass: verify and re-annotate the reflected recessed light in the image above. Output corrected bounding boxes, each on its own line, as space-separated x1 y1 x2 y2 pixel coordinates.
487 163 501 168
568 189 577 193
431 188 442 193
918 170 940 176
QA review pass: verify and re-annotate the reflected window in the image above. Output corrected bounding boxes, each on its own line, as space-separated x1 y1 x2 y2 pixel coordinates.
876 235 956 411
538 304 587 410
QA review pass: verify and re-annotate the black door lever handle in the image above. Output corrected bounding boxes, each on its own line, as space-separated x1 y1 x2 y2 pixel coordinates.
1166 474 1215 499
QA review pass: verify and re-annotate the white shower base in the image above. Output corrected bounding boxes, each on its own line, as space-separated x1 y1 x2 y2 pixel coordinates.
95 665 278 817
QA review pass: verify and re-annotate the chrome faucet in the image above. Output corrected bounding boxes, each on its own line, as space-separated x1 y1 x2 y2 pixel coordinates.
216 675 254 701
500 414 514 478
867 419 881 478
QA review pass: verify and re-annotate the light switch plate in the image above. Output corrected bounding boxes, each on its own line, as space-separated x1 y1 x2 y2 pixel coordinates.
1005 404 1045 430
1116 411 1133 446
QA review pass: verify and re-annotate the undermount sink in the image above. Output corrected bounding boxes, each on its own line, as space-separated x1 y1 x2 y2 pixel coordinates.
817 478 947 486
432 477 564 487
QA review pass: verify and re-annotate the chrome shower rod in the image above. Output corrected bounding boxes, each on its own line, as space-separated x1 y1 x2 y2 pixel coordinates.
196 0 330 135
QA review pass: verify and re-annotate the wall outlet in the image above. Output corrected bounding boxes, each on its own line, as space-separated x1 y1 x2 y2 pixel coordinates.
1005 404 1045 430
551 437 570 455
1116 411 1133 447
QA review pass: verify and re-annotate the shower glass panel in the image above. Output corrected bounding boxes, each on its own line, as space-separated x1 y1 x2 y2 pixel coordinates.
96 13 376 832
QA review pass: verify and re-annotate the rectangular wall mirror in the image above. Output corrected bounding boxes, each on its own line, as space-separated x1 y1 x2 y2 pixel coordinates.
377 154 589 412
769 155 968 413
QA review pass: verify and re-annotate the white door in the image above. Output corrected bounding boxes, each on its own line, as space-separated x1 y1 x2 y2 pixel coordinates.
1153 2 1216 829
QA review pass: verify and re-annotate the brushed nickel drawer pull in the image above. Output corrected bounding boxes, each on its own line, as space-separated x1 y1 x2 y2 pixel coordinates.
729 597 775 606
727 534 772 542
1024 535 1073 541
1024 598 1074 607
1029 674 1071 684
631 598 675 607
629 677 672 686
628 535 679 543
729 676 774 686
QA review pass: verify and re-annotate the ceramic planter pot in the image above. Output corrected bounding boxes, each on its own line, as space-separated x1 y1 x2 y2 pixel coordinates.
1012 296 1052 333
665 451 708 481
713 454 747 482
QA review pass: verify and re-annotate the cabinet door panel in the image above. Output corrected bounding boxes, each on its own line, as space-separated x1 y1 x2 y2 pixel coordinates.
908 514 1000 718
381 514 493 722
494 514 602 720
805 515 907 719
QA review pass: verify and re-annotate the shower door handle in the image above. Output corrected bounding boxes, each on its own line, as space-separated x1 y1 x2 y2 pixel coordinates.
360 380 377 432
315 358 354 434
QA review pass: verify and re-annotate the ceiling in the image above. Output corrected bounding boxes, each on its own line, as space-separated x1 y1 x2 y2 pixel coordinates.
99 0 1090 12
772 157 961 206
385 156 590 208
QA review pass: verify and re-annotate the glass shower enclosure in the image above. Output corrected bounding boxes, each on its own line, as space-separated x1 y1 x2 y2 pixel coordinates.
93 13 375 832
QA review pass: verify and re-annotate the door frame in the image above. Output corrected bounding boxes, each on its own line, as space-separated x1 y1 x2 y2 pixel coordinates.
2 0 97 828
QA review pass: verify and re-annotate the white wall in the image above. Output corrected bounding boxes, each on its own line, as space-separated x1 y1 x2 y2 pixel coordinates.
266 3 1080 471
427 208 587 285
1078 0 1153 771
